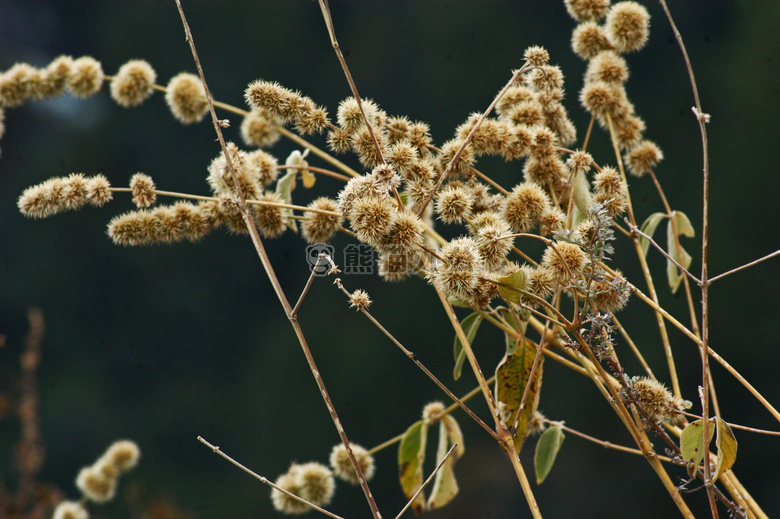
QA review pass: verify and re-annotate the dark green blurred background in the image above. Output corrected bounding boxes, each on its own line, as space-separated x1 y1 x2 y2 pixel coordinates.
1 1 778 517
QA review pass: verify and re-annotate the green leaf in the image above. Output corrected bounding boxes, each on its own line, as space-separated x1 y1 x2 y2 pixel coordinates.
666 218 693 294
680 418 715 469
497 269 527 305
713 417 737 482
494 339 543 452
535 424 565 484
275 170 298 233
639 212 667 257
398 420 428 514
426 415 465 510
671 210 695 238
453 312 483 380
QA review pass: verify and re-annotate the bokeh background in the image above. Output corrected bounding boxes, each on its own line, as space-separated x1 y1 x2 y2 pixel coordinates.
1 1 779 517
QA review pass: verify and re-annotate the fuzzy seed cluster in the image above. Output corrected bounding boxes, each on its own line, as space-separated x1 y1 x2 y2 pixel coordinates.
75 440 140 504
271 462 336 515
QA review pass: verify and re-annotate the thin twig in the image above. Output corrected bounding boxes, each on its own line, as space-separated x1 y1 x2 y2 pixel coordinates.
547 421 674 463
708 250 780 284
197 436 345 519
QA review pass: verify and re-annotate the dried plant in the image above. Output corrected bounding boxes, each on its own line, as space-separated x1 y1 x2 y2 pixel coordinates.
4 1 779 518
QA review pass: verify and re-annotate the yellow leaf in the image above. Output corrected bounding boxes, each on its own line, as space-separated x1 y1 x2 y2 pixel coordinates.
494 339 543 452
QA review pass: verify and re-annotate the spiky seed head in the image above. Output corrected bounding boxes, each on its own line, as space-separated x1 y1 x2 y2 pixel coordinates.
271 467 309 515
436 184 474 224
468 210 503 233
495 85 535 117
0 63 36 107
525 65 564 92
385 141 419 177
336 96 365 134
76 466 116 503
574 218 598 244
18 175 94 218
565 0 611 21
593 166 628 217
336 176 369 219
296 462 335 507
206 143 260 200
302 197 342 244
605 1 650 53
245 149 279 187
165 72 208 124
500 124 533 160
110 60 156 108
253 192 287 238
66 56 104 98
612 112 646 149
571 22 613 60
475 220 513 270
523 46 550 67
348 289 372 311
101 440 141 472
295 104 329 135
592 166 622 195
580 80 628 116
437 139 475 178
503 182 551 233
506 101 545 127
245 80 294 122
329 443 376 485
350 126 387 169
422 401 446 423
594 190 627 217
629 377 684 423
130 173 156 208
40 55 74 98
586 51 629 84
567 150 593 177
455 114 508 156
383 210 424 252
349 196 396 247
626 140 663 177
408 121 432 155
241 109 281 148
591 270 630 312
526 266 557 304
539 206 566 235
441 237 482 271
385 115 412 143
541 242 588 281
406 158 435 185
529 126 558 157
53 501 89 519
87 174 113 207
327 127 352 154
